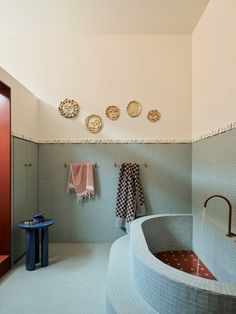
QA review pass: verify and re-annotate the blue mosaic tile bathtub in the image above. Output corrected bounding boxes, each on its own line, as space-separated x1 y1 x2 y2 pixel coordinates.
130 214 236 313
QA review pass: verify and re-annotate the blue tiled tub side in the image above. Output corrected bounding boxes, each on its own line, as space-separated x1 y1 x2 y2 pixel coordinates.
106 235 158 314
141 215 193 253
130 214 236 314
193 215 236 283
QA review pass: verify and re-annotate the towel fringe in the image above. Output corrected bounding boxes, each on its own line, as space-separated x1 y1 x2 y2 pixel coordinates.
67 164 95 202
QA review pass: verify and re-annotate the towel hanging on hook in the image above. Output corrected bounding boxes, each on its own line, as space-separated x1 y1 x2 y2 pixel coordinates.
64 162 97 168
115 162 146 232
114 162 147 168
67 163 96 201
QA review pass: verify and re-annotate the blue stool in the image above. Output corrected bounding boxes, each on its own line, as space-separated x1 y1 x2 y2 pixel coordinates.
18 219 54 271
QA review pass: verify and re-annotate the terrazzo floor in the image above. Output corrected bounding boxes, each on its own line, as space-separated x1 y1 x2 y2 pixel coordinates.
154 250 216 280
0 243 111 314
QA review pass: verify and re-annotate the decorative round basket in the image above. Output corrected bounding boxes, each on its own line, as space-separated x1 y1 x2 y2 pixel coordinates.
85 114 103 133
127 101 142 117
105 105 120 120
147 110 161 122
58 99 79 118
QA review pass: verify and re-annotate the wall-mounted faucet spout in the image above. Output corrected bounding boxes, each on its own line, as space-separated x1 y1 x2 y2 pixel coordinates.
204 194 236 237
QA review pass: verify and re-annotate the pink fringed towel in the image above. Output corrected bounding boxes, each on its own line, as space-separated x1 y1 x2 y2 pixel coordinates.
67 164 95 201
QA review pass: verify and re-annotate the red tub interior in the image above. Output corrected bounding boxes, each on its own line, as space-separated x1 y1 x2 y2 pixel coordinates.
154 250 216 280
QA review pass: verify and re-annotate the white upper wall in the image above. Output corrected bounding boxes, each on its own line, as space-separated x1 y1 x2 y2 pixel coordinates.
192 0 236 139
0 35 192 141
2 0 216 141
2 1 236 142
0 67 38 141
0 0 208 35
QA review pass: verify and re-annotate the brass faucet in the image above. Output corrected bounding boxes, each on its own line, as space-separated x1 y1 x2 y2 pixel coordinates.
204 194 236 237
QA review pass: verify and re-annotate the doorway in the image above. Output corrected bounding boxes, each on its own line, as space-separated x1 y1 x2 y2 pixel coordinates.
0 81 11 278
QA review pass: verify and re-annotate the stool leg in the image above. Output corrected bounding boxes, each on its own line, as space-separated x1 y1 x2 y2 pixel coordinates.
35 229 40 264
41 227 48 267
25 229 36 271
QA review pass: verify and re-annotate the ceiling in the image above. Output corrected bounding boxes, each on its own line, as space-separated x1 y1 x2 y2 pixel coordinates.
0 0 209 35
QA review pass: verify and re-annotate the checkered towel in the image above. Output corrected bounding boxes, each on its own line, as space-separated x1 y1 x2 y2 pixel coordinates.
115 163 146 232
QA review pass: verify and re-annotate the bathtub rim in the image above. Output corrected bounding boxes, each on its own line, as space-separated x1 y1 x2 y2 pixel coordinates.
130 213 236 297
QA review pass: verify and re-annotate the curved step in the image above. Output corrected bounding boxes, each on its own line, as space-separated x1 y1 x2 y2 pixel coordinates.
106 235 158 314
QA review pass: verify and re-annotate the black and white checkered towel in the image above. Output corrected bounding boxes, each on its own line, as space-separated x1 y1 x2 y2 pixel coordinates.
115 163 146 232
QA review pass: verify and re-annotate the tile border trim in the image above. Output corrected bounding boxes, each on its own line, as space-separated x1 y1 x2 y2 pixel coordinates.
37 138 191 144
192 121 236 143
11 132 38 143
12 121 236 144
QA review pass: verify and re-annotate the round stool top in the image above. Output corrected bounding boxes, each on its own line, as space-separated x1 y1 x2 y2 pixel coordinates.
18 218 54 229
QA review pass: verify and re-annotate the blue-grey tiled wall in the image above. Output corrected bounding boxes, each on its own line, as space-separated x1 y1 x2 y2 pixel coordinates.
14 128 236 247
39 143 191 242
192 129 236 235
192 129 236 282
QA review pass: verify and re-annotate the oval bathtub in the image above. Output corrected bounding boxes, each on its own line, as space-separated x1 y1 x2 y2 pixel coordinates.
130 214 236 313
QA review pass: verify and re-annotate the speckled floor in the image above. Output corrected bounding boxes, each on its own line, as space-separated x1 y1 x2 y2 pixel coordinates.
154 250 216 280
0 243 111 314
